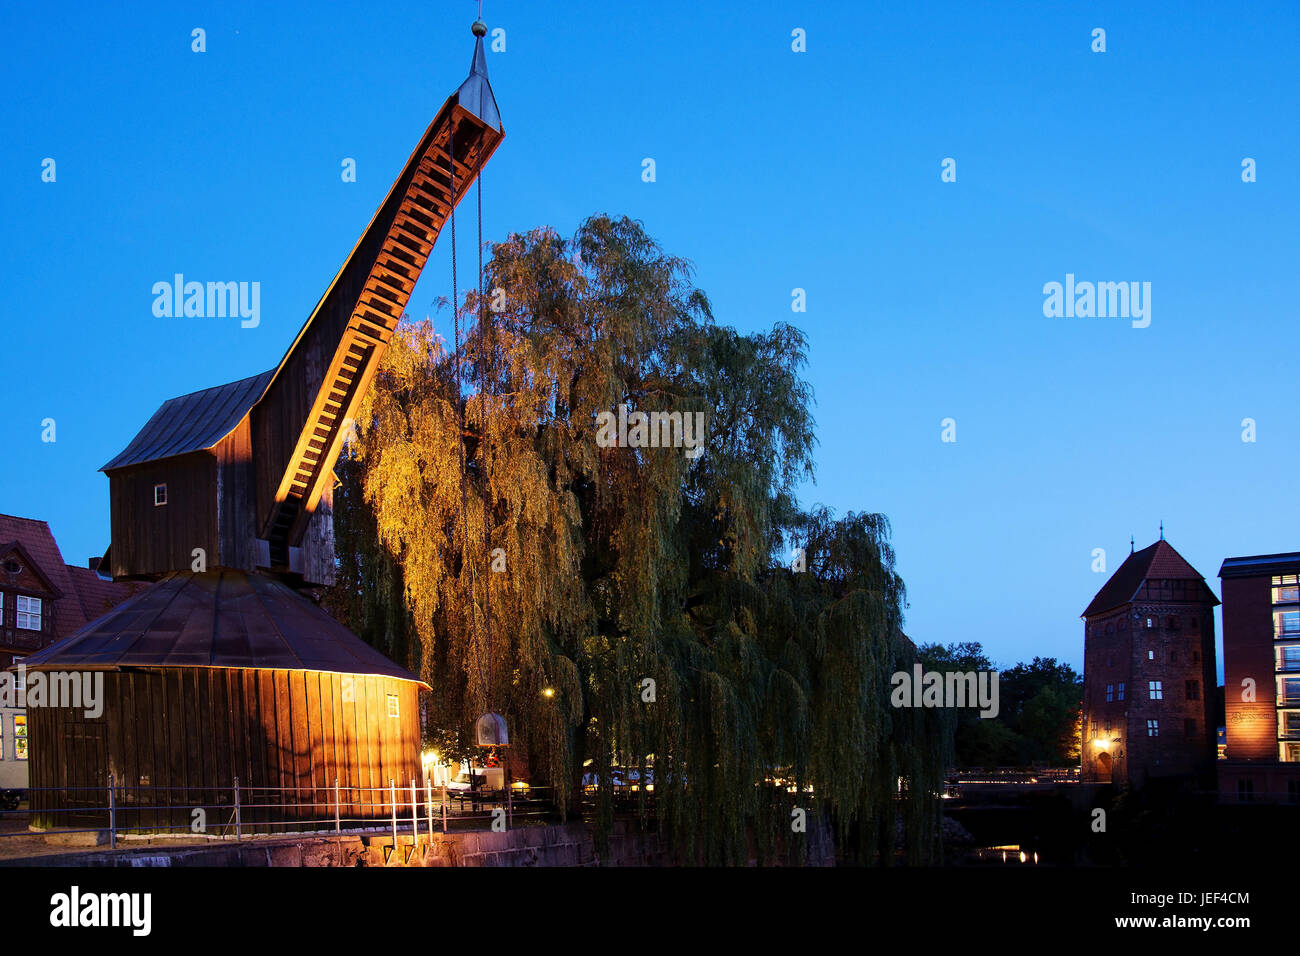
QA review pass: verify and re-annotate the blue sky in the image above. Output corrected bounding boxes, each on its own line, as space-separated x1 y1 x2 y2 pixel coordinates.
2 1 1297 678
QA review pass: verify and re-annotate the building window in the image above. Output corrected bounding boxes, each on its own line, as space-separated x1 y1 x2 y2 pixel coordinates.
13 715 26 760
1276 610 1300 638
1106 683 1114 702
154 483 168 506
1147 719 1159 737
1191 649 1199 663
1279 645 1300 672
11 656 24 692
1186 680 1200 700
1148 649 1156 660
1281 711 1300 739
1237 779 1255 803
1149 681 1163 700
1117 682 1126 701
387 694 399 718
15 596 41 631
1185 718 1197 737
1274 575 1300 605
1146 617 1154 629
1280 677 1300 705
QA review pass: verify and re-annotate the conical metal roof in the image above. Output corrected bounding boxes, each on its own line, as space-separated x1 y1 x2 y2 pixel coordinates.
456 34 502 132
20 570 427 686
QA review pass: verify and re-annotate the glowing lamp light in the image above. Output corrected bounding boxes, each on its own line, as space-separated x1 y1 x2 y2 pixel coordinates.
542 688 555 698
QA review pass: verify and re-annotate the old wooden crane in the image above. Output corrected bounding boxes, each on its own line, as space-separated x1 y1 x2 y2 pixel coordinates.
21 21 504 830
101 25 503 585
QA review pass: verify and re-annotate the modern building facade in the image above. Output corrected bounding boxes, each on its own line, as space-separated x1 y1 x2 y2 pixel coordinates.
1081 539 1219 787
1218 552 1300 803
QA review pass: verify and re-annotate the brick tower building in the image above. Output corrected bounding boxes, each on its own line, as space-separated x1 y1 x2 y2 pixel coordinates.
1081 538 1219 787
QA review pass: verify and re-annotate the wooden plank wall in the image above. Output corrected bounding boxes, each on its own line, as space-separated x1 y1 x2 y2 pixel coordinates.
214 417 261 573
108 454 218 578
29 668 421 831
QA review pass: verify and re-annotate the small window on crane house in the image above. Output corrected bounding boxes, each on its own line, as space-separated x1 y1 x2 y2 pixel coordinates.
154 483 168 507
387 694 399 718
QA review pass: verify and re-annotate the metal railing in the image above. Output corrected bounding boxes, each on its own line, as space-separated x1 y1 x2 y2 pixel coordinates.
0 776 563 848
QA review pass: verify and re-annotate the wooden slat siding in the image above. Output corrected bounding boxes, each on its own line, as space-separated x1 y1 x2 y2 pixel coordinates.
225 670 244 814
332 671 353 822
165 669 185 812
103 672 122 810
341 674 359 820
129 671 148 829
196 669 213 819
317 672 334 820
215 419 258 572
340 674 356 817
248 671 269 816
211 666 231 815
358 671 374 816
348 675 365 816
28 669 421 828
290 670 310 814
364 676 381 805
148 667 169 830
272 669 291 809
108 453 218 579
314 672 329 821
256 671 274 816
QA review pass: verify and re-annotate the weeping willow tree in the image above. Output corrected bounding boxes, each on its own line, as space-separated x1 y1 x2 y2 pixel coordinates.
334 214 952 864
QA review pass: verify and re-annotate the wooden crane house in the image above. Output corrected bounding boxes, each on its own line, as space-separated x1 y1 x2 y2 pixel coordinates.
23 23 504 830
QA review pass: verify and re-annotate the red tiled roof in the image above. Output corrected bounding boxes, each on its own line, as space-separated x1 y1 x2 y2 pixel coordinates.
1082 539 1212 618
64 565 148 627
0 513 143 642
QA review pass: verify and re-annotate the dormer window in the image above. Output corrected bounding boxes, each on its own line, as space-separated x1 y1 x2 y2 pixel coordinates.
16 595 42 631
154 483 168 506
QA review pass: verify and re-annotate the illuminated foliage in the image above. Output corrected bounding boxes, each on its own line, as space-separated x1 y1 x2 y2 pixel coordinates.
333 215 952 863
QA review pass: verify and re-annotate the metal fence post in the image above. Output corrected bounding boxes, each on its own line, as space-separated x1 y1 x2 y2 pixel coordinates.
508 783 513 829
441 785 448 833
389 778 397 850
426 778 434 842
334 776 341 834
410 778 419 846
108 773 116 850
234 777 241 842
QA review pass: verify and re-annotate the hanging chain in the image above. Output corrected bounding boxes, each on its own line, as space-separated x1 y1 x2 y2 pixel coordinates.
477 169 495 694
450 124 489 703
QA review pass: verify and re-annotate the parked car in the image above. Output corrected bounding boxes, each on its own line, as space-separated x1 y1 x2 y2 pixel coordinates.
0 789 23 811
